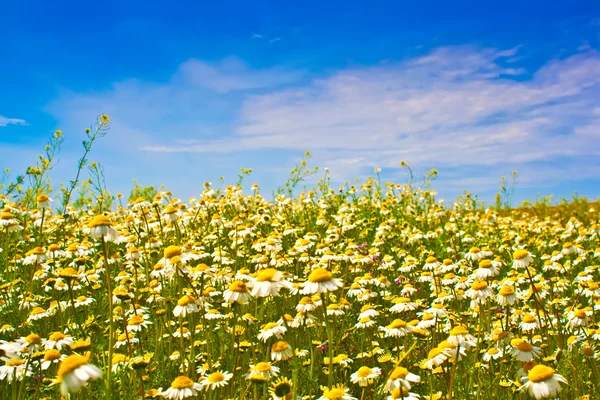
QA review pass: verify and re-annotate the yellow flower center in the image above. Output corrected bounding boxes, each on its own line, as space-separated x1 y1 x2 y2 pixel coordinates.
128 315 145 326
323 387 346 399
255 362 271 373
469 247 481 254
499 286 514 296
422 313 434 321
164 245 182 259
517 342 533 352
49 332 65 341
471 280 488 290
450 326 469 336
308 268 333 283
393 297 410 304
389 366 409 380
271 341 289 352
479 259 492 268
26 334 42 344
425 256 437 264
574 309 588 319
88 215 112 228
356 366 373 378
428 348 443 358
256 268 279 282
6 358 26 367
263 322 279 331
1 212 14 220
388 319 407 329
229 281 248 293
527 365 555 383
300 297 313 305
207 372 226 383
514 249 529 260
59 267 78 278
57 354 89 382
522 314 536 323
171 375 194 389
44 349 62 361
177 295 196 306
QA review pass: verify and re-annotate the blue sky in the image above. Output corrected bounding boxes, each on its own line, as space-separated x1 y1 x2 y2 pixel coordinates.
1 1 599 204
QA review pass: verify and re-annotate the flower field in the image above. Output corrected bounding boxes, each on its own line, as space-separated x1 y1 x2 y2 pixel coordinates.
1 120 599 399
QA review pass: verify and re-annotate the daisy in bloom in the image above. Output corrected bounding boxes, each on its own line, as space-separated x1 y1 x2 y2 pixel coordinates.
0 358 29 381
258 322 287 342
482 347 503 362
223 280 252 304
390 297 420 313
326 304 345 316
127 314 152 332
56 354 102 395
384 366 421 391
465 247 484 262
318 385 357 400
358 305 379 319
251 268 292 297
380 319 411 338
271 341 293 361
355 317 376 329
513 249 534 269
88 215 118 242
161 375 202 399
27 307 49 322
246 362 280 380
520 364 568 399
41 349 65 370
301 268 343 294
511 339 541 362
568 309 591 328
447 326 477 347
497 285 517 306
350 366 382 387
114 332 139 349
465 280 493 309
520 314 539 332
472 259 498 280
200 370 233 390
173 294 199 318
423 256 442 271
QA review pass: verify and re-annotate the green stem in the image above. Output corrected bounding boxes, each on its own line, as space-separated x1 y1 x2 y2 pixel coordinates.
101 238 114 400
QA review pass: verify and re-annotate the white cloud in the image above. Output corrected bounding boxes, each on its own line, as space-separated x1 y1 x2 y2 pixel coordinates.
0 116 27 127
45 46 600 200
176 56 302 93
145 47 600 169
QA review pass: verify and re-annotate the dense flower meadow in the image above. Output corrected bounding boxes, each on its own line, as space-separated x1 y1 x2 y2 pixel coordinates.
1 119 599 400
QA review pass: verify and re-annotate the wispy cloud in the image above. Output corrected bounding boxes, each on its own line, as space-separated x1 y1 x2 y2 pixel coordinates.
145 46 600 168
177 56 302 93
45 46 600 199
0 116 27 127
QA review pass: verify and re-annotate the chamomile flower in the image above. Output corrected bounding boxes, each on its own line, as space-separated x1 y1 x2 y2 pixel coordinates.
350 366 381 386
200 370 233 390
223 280 252 304
319 385 357 400
162 376 202 399
301 268 343 294
251 269 293 297
56 354 102 395
520 364 567 399
384 366 421 391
